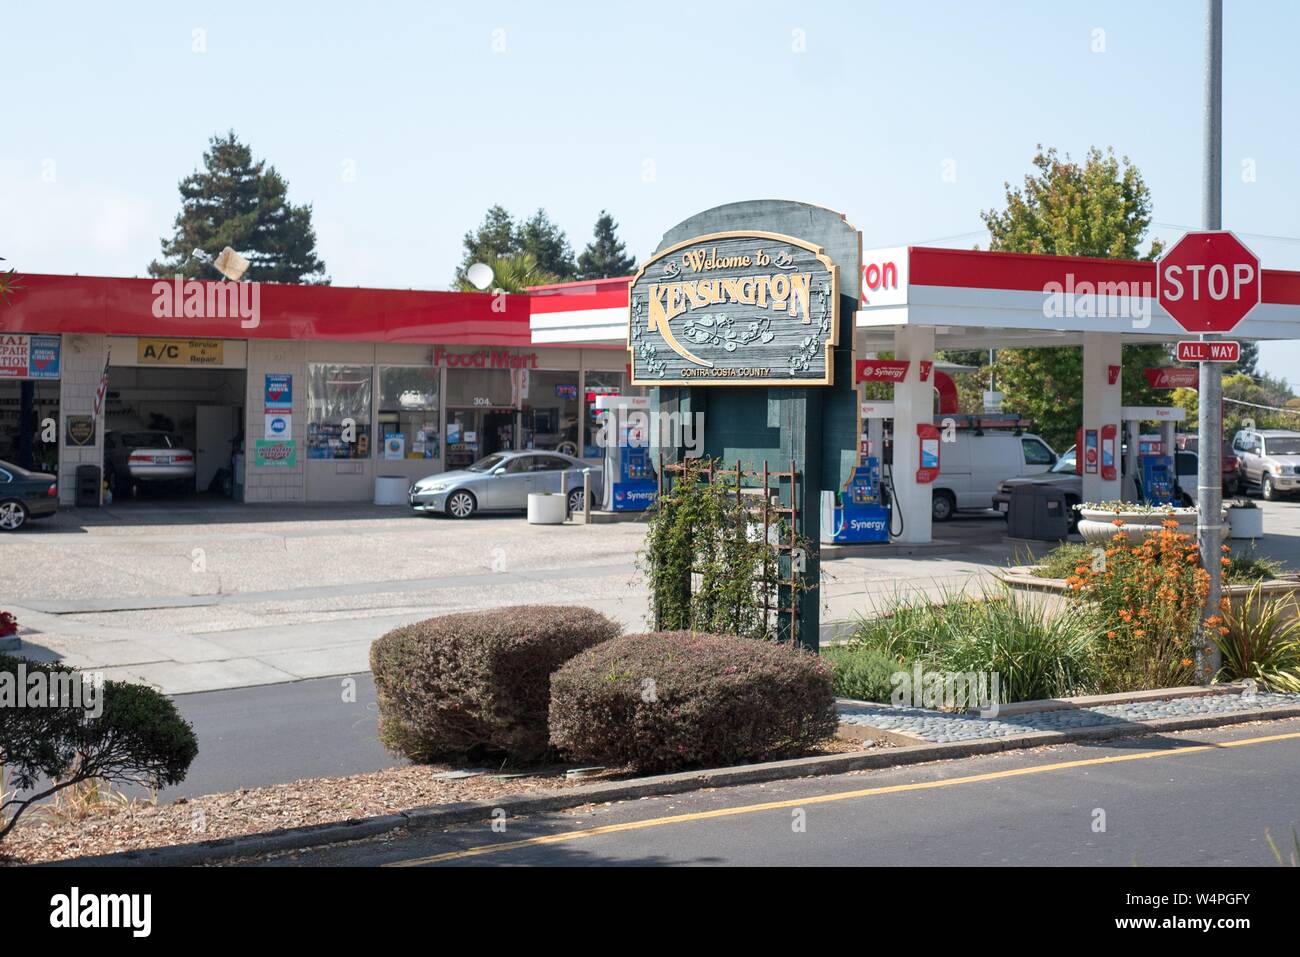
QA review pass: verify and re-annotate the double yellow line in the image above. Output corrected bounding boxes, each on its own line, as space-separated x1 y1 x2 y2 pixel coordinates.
386 728 1300 866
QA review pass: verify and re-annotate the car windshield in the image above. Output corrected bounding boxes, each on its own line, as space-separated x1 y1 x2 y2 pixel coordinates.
1266 438 1300 456
467 453 509 473
123 432 182 448
1051 448 1077 473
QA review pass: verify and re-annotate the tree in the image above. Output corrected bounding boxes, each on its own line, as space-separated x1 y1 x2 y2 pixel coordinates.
452 252 559 295
455 205 519 286
1233 340 1260 378
1172 373 1300 436
149 132 327 283
517 209 576 280
0 655 198 840
576 210 638 279
980 146 1166 451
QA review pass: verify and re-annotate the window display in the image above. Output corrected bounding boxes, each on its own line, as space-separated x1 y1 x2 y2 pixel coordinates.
307 363 372 459
521 370 579 456
379 365 440 461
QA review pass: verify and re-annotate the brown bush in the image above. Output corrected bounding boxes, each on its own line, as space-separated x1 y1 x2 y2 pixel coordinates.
548 631 837 772
370 605 621 762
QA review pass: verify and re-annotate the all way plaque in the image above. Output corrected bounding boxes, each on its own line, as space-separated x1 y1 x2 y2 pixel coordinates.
628 231 840 386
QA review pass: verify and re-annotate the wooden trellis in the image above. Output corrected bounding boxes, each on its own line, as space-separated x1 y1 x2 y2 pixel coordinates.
656 455 804 643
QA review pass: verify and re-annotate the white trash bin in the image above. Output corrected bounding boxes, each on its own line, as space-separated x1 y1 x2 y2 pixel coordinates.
1227 504 1263 539
527 492 567 525
374 475 408 506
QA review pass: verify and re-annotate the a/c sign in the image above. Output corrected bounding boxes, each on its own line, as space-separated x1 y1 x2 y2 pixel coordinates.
1157 231 1261 334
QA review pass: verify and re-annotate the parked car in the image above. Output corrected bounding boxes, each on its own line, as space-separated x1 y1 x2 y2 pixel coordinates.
992 445 1081 518
408 450 604 519
0 459 59 531
930 431 1057 520
104 430 196 495
1231 428 1300 500
1175 434 1240 496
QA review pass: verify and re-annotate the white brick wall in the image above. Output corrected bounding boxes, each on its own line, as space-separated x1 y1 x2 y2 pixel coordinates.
244 340 307 503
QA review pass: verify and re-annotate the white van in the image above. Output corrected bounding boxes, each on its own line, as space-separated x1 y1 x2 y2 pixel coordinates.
929 431 1057 520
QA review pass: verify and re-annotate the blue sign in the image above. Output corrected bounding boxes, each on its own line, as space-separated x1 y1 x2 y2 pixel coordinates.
265 373 293 409
612 445 656 511
555 383 578 399
266 414 291 438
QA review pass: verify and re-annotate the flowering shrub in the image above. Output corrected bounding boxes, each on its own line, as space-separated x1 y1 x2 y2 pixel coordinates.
1076 501 1196 515
1065 519 1221 689
0 612 17 638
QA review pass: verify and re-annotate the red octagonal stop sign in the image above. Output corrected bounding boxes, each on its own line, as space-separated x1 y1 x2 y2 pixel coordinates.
1157 231 1261 334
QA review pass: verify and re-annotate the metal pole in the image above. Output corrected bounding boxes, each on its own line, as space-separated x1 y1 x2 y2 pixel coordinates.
1197 0 1224 681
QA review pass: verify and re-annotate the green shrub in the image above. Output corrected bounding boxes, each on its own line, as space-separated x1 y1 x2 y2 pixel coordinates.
369 605 621 763
549 631 837 772
1213 582 1300 692
848 586 1101 704
1225 545 1284 583
822 644 903 702
1 655 197 840
1032 542 1098 580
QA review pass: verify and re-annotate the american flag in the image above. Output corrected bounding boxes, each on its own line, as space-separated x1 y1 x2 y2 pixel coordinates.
93 347 111 417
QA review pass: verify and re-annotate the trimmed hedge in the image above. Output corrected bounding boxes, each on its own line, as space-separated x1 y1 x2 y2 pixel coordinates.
369 605 620 763
822 643 902 703
548 631 837 772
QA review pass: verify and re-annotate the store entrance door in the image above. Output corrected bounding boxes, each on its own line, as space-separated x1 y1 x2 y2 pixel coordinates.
445 407 516 470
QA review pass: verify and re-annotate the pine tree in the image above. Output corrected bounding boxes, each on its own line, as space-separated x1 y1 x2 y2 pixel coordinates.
576 210 638 279
518 209 576 280
455 205 519 285
149 131 327 284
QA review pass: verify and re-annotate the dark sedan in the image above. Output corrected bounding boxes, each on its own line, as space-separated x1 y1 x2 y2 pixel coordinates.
0 459 59 531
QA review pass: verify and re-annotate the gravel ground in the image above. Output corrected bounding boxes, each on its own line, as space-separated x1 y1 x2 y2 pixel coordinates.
0 738 873 865
838 690 1300 742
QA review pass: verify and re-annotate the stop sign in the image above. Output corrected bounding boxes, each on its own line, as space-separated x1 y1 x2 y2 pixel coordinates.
1157 231 1261 333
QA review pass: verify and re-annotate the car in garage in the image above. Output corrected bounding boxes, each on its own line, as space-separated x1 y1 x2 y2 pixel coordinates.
0 459 59 531
104 430 196 495
409 450 604 518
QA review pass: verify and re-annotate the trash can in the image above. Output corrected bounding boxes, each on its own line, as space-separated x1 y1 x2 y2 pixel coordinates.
1008 484 1071 541
75 464 101 507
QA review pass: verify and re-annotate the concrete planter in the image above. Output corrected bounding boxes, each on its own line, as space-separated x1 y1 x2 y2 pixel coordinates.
1076 507 1199 544
527 492 567 525
1227 505 1263 539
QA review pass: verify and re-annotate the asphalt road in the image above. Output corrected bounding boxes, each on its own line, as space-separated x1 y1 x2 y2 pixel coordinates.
259 718 1300 867
159 673 397 799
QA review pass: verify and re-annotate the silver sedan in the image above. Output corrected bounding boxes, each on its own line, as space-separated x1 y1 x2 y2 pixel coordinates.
409 450 603 519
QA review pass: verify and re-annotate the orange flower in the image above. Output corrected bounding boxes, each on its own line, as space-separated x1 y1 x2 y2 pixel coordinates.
1181 658 1194 667
1133 629 1146 637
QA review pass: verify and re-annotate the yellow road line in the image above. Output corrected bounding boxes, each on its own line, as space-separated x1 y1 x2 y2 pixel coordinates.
386 728 1300 866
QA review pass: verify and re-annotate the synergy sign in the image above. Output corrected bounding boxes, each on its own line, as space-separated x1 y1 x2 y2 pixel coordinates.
628 231 839 385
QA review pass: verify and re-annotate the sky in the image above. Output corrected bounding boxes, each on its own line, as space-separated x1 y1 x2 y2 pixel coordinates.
3 0 1299 380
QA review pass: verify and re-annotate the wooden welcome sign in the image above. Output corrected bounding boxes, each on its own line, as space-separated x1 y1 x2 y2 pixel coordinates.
627 231 840 386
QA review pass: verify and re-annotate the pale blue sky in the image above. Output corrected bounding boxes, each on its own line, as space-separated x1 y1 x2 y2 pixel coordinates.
3 1 1299 379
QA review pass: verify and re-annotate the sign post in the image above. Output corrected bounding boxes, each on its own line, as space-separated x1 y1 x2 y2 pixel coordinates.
1156 228 1261 682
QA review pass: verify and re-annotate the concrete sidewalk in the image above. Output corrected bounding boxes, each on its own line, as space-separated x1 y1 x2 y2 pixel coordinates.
10 498 1298 695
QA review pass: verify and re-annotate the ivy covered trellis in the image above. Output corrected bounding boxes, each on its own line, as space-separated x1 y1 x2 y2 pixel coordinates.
639 456 811 643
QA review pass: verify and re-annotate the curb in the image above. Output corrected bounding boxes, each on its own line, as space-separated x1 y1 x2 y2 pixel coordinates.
48 700 1300 868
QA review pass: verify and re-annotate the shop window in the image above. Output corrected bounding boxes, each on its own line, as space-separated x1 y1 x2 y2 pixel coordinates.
379 366 441 462
521 370 580 456
307 363 372 459
582 370 626 458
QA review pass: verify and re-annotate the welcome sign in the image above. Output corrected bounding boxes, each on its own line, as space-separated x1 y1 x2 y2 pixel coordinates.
628 231 839 386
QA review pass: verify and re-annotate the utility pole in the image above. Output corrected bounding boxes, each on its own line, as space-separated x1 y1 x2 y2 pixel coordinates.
1198 0 1224 680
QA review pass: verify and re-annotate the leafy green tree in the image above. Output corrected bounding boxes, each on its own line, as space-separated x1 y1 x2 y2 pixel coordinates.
576 210 638 279
518 208 576 280
1172 373 1300 435
980 146 1167 451
149 131 327 283
1233 340 1260 377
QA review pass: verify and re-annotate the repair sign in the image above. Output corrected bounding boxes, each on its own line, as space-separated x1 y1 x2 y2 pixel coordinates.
0 334 61 379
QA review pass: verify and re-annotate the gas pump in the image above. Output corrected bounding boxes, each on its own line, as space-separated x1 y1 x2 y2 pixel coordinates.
1119 406 1186 505
594 395 656 512
822 401 894 543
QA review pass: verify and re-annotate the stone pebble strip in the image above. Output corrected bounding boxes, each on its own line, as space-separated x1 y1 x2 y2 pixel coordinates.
838 690 1300 743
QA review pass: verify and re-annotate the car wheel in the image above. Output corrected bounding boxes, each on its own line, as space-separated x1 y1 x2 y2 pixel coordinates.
1263 475 1277 501
557 441 579 457
445 490 476 519
931 490 956 522
567 488 585 514
0 499 28 531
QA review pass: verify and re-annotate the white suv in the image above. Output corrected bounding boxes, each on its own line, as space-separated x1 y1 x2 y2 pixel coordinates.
1231 428 1300 500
